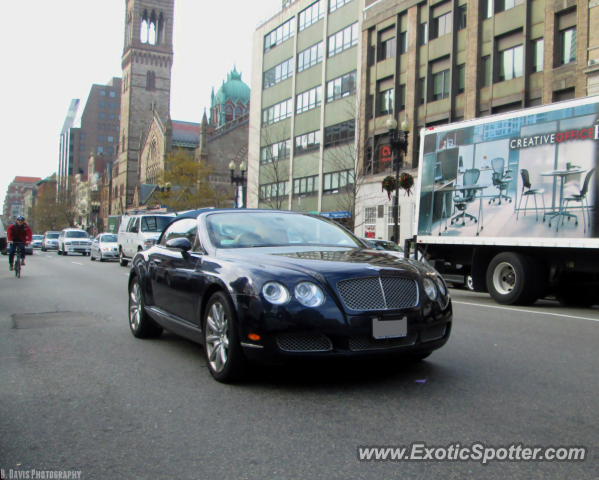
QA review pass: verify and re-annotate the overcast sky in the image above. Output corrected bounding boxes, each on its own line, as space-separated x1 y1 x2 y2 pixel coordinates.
0 0 281 207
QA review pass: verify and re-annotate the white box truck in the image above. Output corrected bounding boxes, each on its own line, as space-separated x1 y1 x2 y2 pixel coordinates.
411 96 598 307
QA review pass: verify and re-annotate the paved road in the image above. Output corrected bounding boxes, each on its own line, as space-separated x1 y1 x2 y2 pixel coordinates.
0 251 598 479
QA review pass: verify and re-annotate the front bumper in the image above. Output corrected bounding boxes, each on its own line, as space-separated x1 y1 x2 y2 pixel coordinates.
65 246 91 253
232 295 453 365
44 243 58 250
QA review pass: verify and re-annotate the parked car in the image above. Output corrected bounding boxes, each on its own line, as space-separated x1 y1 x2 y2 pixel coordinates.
362 238 406 257
118 213 176 266
90 234 119 262
31 235 44 249
41 231 61 251
0 219 6 251
127 209 452 383
57 228 92 256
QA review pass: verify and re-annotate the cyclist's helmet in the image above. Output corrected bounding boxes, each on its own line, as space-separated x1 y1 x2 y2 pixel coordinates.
16 215 25 221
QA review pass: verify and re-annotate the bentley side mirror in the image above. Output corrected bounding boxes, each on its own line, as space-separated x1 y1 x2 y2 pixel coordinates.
165 237 192 255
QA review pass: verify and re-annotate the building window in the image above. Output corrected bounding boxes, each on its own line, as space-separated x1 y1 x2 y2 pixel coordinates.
399 31 407 54
420 23 428 45
323 170 354 194
109 113 115 120
295 130 321 155
296 86 322 114
99 112 105 119
79 156 84 162
264 18 295 52
109 91 116 98
109 102 116 109
80 145 86 152
100 90 106 96
553 87 575 102
262 99 293 125
293 175 319 196
498 45 523 81
107 147 114 154
103 124 106 130
108 136 114 142
98 146 104 154
458 5 467 29
432 11 452 39
99 101 106 108
380 36 396 60
458 65 466 93
483 0 493 19
264 58 294 89
260 181 290 200
299 0 324 31
364 206 376 225
497 0 523 12
327 71 357 103
328 22 359 57
378 88 394 115
80 133 86 140
298 42 324 72
330 0 353 13
419 78 426 105
399 85 406 110
560 27 576 65
260 139 292 164
98 135 104 141
482 56 491 87
324 119 355 148
532 39 544 72
98 123 102 130
432 70 450 101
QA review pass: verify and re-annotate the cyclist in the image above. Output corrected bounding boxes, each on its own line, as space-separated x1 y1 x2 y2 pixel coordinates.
7 215 32 271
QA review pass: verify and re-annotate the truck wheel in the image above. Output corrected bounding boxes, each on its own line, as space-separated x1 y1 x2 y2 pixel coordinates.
119 249 128 267
465 275 474 292
555 286 598 308
486 253 541 305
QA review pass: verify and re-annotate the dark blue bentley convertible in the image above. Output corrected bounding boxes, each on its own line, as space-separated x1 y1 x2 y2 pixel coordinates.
128 209 452 383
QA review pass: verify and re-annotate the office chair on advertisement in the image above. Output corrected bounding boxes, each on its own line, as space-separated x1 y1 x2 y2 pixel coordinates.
489 157 513 205
517 169 546 221
451 168 481 226
560 168 596 233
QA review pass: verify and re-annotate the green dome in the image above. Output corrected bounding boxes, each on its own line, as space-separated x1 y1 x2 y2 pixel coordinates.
213 67 250 105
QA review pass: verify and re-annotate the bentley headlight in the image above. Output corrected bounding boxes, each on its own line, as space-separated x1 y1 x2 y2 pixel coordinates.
262 282 290 305
295 282 325 307
423 278 438 301
435 277 447 296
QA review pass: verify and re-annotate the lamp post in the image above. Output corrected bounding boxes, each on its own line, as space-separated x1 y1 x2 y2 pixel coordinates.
229 160 248 208
386 114 412 244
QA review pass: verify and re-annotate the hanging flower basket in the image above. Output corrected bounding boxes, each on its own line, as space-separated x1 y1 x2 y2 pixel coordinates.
398 172 415 196
381 176 396 201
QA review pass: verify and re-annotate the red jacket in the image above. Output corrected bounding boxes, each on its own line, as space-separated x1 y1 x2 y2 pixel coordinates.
7 222 32 244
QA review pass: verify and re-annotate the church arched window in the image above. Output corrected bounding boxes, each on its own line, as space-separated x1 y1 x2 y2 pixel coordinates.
235 106 243 118
148 11 157 45
157 13 165 45
225 104 234 122
140 10 149 44
146 71 156 90
245 106 250 114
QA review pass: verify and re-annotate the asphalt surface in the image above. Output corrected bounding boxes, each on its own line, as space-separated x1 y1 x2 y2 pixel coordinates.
0 250 598 479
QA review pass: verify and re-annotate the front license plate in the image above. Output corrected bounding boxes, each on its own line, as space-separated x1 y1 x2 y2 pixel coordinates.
372 317 407 339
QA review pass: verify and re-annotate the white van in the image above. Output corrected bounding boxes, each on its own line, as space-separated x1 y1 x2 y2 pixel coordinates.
118 213 176 266
0 219 6 251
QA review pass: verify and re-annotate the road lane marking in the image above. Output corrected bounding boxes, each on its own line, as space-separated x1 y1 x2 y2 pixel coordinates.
71 262 83 266
452 301 599 323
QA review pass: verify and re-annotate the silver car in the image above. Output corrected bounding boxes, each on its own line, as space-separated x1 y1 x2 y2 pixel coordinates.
90 234 119 262
31 235 44 249
41 231 61 251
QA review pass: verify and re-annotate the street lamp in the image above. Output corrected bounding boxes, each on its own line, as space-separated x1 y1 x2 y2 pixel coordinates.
229 160 248 208
386 114 412 244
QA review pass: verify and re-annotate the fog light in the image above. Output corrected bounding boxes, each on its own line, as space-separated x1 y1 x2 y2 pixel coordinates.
248 333 261 341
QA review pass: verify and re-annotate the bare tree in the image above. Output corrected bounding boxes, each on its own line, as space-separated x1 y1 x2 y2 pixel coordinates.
321 97 381 232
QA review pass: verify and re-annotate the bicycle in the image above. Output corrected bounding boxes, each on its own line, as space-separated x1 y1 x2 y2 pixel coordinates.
14 246 23 278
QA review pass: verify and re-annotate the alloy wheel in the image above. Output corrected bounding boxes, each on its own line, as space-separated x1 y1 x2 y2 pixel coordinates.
205 302 229 373
129 282 142 331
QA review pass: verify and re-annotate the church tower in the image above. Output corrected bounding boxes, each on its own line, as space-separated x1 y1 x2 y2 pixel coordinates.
114 0 174 212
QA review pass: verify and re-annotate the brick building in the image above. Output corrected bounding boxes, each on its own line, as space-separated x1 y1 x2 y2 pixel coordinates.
2 176 42 224
58 79 122 184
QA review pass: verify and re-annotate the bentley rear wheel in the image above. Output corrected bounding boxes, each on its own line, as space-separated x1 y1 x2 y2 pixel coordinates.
129 277 163 339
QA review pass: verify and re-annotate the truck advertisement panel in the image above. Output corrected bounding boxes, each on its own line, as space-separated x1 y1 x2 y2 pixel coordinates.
417 100 598 242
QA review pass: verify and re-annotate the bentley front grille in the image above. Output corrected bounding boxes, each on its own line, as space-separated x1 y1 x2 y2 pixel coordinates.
276 333 333 352
349 334 418 351
337 276 418 311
